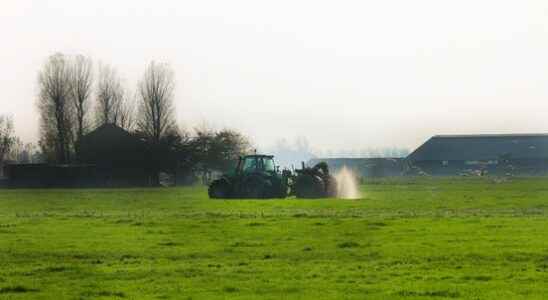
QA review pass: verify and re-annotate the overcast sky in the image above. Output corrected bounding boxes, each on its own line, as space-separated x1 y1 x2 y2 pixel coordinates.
3 0 548 153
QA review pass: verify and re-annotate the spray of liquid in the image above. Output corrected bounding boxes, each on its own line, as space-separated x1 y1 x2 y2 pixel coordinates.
334 166 362 199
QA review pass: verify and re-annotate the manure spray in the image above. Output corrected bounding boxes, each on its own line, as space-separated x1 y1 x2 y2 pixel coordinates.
334 166 362 199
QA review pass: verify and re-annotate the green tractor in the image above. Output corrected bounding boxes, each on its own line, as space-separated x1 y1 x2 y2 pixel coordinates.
208 154 337 199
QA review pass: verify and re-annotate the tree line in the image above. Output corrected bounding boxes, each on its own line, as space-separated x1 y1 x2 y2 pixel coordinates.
1 53 252 184
37 53 175 163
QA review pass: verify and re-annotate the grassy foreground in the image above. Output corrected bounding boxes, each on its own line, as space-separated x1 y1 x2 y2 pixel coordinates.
1 178 548 299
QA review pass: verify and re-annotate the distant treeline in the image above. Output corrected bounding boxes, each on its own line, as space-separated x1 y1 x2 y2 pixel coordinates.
318 147 410 158
265 137 410 169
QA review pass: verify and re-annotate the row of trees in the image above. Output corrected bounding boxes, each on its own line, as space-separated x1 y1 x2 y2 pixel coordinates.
37 53 177 164
174 128 252 183
35 53 252 184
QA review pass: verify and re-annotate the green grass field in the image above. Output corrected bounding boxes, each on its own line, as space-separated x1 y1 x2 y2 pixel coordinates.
1 177 548 299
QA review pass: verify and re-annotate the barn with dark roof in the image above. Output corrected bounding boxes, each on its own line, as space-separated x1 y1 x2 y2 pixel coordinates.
4 123 151 187
78 123 149 186
406 134 548 176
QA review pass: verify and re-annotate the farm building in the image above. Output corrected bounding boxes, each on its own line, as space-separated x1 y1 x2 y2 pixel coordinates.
4 123 150 187
78 123 150 186
406 134 548 176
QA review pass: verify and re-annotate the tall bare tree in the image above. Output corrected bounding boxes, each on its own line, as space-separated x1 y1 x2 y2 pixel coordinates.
118 92 136 131
95 63 127 127
69 55 93 157
37 53 74 163
137 61 176 185
137 61 176 143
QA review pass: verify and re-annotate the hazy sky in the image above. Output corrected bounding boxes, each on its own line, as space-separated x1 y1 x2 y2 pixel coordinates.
3 1 548 153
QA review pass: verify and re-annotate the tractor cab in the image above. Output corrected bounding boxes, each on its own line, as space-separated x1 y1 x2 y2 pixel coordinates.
237 155 277 174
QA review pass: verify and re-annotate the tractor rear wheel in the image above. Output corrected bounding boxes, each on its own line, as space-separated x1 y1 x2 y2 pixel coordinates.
208 179 231 199
242 176 269 199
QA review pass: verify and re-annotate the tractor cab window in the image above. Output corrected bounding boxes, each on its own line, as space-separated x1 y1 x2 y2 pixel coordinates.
240 156 276 173
261 157 276 172
242 157 258 172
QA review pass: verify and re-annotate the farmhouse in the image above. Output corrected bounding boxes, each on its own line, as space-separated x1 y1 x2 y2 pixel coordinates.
406 134 548 176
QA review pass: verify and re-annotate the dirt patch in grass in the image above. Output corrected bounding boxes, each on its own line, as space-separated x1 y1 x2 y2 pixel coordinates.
158 241 179 247
504 251 538 262
175 268 205 278
282 287 301 293
44 266 71 272
223 286 239 293
247 222 265 227
338 241 360 248
0 285 39 294
231 241 264 247
461 275 492 281
361 251 381 261
397 290 460 298
120 254 138 260
21 265 75 276
113 219 133 224
367 221 388 228
81 290 126 298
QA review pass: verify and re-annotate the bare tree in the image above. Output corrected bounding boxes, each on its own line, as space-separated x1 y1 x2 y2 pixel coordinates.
7 138 23 163
11 142 37 163
0 115 17 169
37 53 74 163
118 90 136 131
95 63 127 127
137 61 176 143
137 61 176 185
69 55 93 157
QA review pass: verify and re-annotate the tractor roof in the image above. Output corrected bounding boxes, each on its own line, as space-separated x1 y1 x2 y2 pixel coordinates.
243 154 274 158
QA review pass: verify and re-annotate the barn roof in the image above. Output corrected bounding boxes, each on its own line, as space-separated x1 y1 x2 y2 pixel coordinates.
82 123 134 141
79 123 144 165
407 134 548 161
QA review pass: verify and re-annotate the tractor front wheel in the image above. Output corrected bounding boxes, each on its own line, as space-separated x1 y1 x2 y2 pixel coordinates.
208 179 231 199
